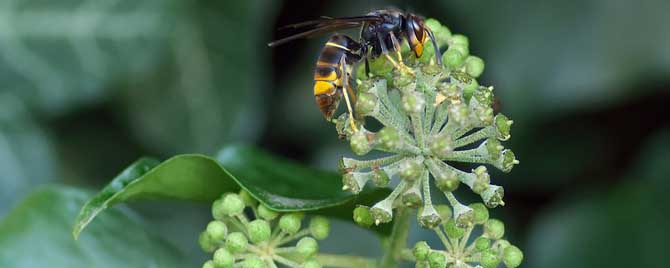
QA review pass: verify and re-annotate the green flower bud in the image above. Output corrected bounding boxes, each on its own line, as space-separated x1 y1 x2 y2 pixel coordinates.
448 103 470 127
242 256 266 268
442 49 465 69
413 241 431 261
437 82 461 101
444 219 464 239
433 166 460 193
212 199 226 221
480 249 500 268
247 219 271 243
428 251 447 268
377 127 403 151
503 246 524 268
370 168 390 187
279 213 303 235
470 85 494 107
475 237 491 252
434 204 452 221
309 216 330 240
355 92 378 116
335 113 355 138
484 219 505 239
418 41 436 64
418 205 442 229
225 232 248 253
485 138 503 161
199 231 217 253
465 56 485 78
453 203 475 227
481 185 505 208
218 193 245 217
472 166 491 194
353 206 374 227
494 114 513 141
296 237 319 259
257 204 279 221
421 64 442 75
415 261 430 268
424 19 442 35
239 189 258 207
203 260 215 268
213 248 234 268
342 172 368 194
206 221 228 242
394 71 414 88
450 34 469 47
469 203 490 224
369 56 394 76
350 130 372 156
399 158 424 181
462 79 479 102
370 199 393 225
449 44 469 58
429 134 453 159
303 259 322 268
402 182 422 207
498 150 519 173
402 91 426 114
495 240 512 251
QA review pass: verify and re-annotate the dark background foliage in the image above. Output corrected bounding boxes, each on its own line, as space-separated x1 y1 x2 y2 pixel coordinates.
0 0 668 267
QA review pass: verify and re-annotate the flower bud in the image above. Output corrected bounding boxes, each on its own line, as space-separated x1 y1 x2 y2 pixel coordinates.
498 150 519 173
484 219 505 239
453 203 475 227
418 205 442 229
448 103 470 127
465 56 485 78
341 172 368 194
413 241 431 261
206 221 228 242
303 260 321 268
503 245 524 268
309 216 330 240
418 41 436 64
247 219 271 243
494 114 513 141
450 44 469 59
402 91 426 114
462 79 479 102
472 166 490 194
239 189 258 207
442 49 465 69
216 194 245 217
475 237 491 252
257 204 279 221
213 248 234 268
429 134 453 159
353 206 374 227
433 166 460 193
399 158 424 181
394 71 414 88
199 231 217 253
377 127 403 151
369 56 394 76
434 204 452 221
481 185 505 208
450 34 469 47
437 82 461 101
279 213 303 235
444 219 464 239
415 261 430 268
495 240 512 251
355 92 378 116
242 256 266 268
485 138 503 161
370 199 393 225
370 168 390 187
225 232 248 253
203 260 215 268
428 251 447 268
350 130 372 156
296 237 319 259
402 182 422 208
469 203 490 224
480 249 500 268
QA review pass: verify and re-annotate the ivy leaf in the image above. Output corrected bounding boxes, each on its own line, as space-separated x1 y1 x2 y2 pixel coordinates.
73 144 390 238
0 186 189 268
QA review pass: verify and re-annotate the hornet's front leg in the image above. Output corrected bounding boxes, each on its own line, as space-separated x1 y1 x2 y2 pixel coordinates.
378 33 415 76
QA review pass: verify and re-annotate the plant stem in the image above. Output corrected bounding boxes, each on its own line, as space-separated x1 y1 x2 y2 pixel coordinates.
380 207 411 268
315 253 377 268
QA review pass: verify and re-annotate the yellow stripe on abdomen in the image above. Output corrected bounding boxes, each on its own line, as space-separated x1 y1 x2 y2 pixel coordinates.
314 81 336 96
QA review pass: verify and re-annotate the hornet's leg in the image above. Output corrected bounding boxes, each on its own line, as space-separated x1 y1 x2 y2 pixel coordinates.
340 56 358 132
379 33 414 76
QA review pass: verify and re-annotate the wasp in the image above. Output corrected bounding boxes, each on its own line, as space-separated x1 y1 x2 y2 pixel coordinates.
268 8 443 132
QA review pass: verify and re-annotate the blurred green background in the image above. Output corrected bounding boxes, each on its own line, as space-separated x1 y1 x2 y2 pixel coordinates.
1 0 668 267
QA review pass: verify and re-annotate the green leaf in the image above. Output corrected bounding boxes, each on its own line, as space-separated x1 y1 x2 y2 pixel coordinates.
73 144 390 238
0 185 189 268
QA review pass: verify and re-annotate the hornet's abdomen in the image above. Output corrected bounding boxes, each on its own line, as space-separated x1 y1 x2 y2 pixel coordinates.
313 35 356 120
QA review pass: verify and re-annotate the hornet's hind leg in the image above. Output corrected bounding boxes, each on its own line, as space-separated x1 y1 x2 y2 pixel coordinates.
340 56 358 132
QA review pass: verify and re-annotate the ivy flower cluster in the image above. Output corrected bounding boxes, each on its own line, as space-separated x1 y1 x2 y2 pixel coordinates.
410 203 523 268
199 191 330 268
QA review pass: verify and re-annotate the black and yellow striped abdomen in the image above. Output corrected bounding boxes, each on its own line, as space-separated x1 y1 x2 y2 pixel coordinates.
313 35 356 120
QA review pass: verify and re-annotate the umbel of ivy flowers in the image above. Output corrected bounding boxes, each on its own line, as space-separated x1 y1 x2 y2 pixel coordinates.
199 191 329 268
